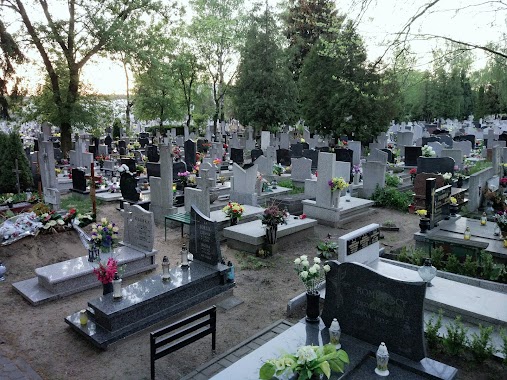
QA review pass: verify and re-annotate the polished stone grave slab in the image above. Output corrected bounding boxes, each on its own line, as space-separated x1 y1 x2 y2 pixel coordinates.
12 245 157 306
302 197 374 227
223 216 317 253
209 320 457 380
65 260 234 349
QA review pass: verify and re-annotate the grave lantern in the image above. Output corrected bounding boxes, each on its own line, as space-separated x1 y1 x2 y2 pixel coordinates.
464 226 471 240
418 258 437 287
112 272 122 299
375 342 389 377
180 244 189 268
88 246 99 262
481 212 487 226
227 261 235 283
161 256 170 281
329 318 341 349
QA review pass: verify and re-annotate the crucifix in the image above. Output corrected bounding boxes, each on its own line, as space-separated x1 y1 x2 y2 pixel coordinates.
87 164 101 217
12 159 21 194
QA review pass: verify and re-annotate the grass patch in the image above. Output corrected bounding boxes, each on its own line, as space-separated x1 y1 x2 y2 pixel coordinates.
277 179 304 194
234 251 271 270
61 194 102 215
468 160 492 175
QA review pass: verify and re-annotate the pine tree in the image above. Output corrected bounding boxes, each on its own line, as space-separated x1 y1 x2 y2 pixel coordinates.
0 131 33 193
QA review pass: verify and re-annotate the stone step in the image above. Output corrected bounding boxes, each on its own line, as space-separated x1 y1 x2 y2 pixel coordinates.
12 245 157 306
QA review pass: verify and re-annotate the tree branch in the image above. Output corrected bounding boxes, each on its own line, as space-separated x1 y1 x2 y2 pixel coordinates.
418 33 507 59
39 0 69 54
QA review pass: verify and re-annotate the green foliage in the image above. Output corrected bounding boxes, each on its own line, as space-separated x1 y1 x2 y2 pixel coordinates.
397 246 425 266
385 173 401 188
444 254 461 274
370 185 412 212
234 251 270 270
462 255 477 278
499 328 507 365
430 246 445 268
468 160 492 175
0 131 33 193
276 179 304 194
317 240 338 259
425 309 443 349
61 194 102 216
233 7 298 130
112 119 122 140
479 251 505 281
469 324 495 363
443 316 469 356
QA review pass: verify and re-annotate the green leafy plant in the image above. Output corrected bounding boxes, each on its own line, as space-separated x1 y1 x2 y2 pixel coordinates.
479 251 505 281
444 254 461 274
425 309 443 349
385 173 401 187
370 185 413 212
499 328 507 365
468 161 492 175
430 246 445 269
317 240 338 259
277 179 305 194
462 255 478 278
469 324 495 363
397 246 425 266
235 252 270 270
443 316 469 356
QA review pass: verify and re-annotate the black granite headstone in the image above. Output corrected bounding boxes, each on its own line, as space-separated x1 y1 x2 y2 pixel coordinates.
421 136 441 146
380 149 394 163
118 140 127 150
231 148 244 164
71 169 87 192
119 147 126 156
335 148 353 163
146 145 159 162
172 162 187 179
138 137 149 148
301 142 309 150
438 134 453 148
88 145 96 155
184 139 196 168
139 132 149 139
196 139 209 153
404 146 422 166
120 172 140 202
316 146 329 152
417 156 455 175
321 261 427 361
146 162 160 179
251 148 264 162
276 148 291 166
290 143 303 158
34 139 39 152
189 206 221 266
302 149 319 170
104 135 112 148
120 158 136 173
453 134 475 149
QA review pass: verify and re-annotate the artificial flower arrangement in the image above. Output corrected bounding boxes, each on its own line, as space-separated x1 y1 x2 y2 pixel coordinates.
39 211 66 233
442 172 452 184
500 177 507 187
409 168 417 179
328 177 349 192
294 255 331 294
494 210 507 231
449 197 457 205
178 171 190 184
91 218 119 250
421 145 436 157
74 212 94 227
416 209 428 218
352 164 361 175
261 203 288 227
213 158 222 166
222 202 245 219
336 140 348 148
259 343 349 380
273 163 284 176
93 257 118 284
193 161 201 174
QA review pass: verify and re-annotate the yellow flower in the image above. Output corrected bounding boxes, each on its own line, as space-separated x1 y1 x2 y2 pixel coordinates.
101 217 107 224
449 197 457 204
416 209 427 217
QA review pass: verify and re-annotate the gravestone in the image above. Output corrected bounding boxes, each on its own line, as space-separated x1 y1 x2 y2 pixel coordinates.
146 145 159 163
230 148 244 165
255 155 272 176
367 148 388 165
38 141 60 210
119 147 126 156
335 161 351 183
251 148 263 162
404 146 422 166
279 133 290 149
439 134 453 148
314 152 336 208
104 135 112 149
149 145 175 225
338 223 380 264
413 173 445 209
71 169 87 192
230 163 258 206
184 187 210 217
417 156 455 175
335 148 353 165
173 161 187 179
375 133 388 149
261 131 270 150
138 137 149 148
425 179 452 229
302 149 319 170
291 157 312 182
184 139 197 168
54 148 63 162
98 145 108 157
276 149 291 166
396 131 414 155
428 141 444 157
88 145 96 155
360 161 386 198
347 141 361 165
380 149 394 163
118 140 127 151
146 162 160 179
321 261 427 361
120 173 140 202
197 139 207 153
122 204 155 252
121 158 136 173
189 206 222 266
441 149 463 169
290 143 304 158
452 140 472 156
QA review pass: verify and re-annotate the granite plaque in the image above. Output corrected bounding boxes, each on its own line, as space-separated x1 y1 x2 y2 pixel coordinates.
417 156 455 175
71 168 87 192
346 228 380 256
120 173 140 202
321 261 427 361
231 148 244 164
276 148 291 166
426 179 451 227
184 139 196 168
123 204 155 252
146 162 160 179
404 146 422 166
302 149 319 169
189 206 221 266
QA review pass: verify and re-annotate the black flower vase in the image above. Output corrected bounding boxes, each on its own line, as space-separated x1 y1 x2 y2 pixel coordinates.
449 203 459 217
265 225 278 244
457 177 463 188
306 291 320 323
419 218 430 233
230 217 238 226
103 282 113 295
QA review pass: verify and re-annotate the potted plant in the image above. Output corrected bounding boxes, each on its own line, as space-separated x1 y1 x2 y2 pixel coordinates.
294 255 331 323
494 210 507 237
416 209 430 233
261 203 288 246
93 257 118 295
259 343 349 380
91 218 119 254
328 177 349 208
177 171 190 187
222 202 245 225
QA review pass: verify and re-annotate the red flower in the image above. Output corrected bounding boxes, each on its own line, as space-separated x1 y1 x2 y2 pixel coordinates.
299 214 307 219
409 168 417 175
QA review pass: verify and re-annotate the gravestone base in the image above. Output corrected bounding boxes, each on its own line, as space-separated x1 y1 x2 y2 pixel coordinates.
302 197 374 227
65 260 234 349
12 246 157 306
223 217 317 254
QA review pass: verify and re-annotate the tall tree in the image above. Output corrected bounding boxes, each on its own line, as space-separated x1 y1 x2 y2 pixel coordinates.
1 0 161 155
233 5 298 131
190 0 245 135
284 0 339 80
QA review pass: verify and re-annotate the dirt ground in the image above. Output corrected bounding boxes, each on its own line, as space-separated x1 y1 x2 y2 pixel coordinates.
0 203 502 379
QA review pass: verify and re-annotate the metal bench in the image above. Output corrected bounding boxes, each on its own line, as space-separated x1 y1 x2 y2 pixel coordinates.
164 212 191 239
150 305 216 380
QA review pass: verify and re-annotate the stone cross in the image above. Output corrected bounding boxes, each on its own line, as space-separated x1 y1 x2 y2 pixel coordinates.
196 169 214 193
12 159 21 194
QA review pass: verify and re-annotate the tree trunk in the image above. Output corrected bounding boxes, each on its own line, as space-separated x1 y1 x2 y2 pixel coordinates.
60 121 72 155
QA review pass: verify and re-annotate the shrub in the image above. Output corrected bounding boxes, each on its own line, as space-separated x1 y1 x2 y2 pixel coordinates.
425 310 443 349
444 254 461 274
0 131 33 193
370 185 412 212
479 251 505 281
385 173 401 187
397 246 425 266
469 324 495 363
430 246 445 269
462 255 477 278
443 316 469 356
277 179 304 194
499 328 507 365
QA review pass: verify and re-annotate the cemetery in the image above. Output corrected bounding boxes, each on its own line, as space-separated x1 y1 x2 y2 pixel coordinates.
2 0 507 379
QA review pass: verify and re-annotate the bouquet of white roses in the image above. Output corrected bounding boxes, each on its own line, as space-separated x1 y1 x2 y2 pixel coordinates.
294 255 331 294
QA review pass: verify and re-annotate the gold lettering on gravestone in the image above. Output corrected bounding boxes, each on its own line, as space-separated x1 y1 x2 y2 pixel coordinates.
346 229 380 256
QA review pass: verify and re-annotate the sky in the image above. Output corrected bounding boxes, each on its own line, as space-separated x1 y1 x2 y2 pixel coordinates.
5 0 506 95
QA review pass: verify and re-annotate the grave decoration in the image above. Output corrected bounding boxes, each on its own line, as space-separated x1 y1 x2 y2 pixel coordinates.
222 202 245 226
91 218 119 254
328 177 348 208
416 209 429 233
259 343 348 380
422 145 436 157
294 255 331 323
260 203 288 245
92 257 119 295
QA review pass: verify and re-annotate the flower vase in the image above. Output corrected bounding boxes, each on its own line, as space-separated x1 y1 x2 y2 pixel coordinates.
353 173 360 185
331 191 341 208
306 291 320 323
419 218 430 233
265 225 278 244
449 203 459 217
100 245 113 257
230 217 238 226
457 177 463 188
102 282 113 295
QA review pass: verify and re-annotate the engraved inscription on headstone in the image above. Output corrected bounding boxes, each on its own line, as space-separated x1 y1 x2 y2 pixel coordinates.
123 204 154 252
321 261 427 361
189 206 221 266
346 229 380 256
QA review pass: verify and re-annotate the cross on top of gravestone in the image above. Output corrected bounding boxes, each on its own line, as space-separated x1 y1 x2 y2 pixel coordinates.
196 169 214 193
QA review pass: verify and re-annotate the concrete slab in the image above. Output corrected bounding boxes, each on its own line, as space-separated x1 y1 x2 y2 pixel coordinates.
302 197 374 227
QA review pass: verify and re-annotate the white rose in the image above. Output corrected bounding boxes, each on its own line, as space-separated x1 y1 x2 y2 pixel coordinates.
294 258 301 265
300 255 308 261
101 218 107 224
302 260 309 267
323 264 331 272
300 271 308 280
112 226 119 233
313 257 321 264
309 266 317 274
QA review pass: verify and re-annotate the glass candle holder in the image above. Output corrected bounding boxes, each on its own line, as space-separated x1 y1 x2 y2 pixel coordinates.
79 309 88 326
375 342 389 377
464 226 471 240
329 318 341 349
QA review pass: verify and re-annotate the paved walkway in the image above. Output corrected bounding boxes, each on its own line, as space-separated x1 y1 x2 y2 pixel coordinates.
0 351 42 380
181 320 293 380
